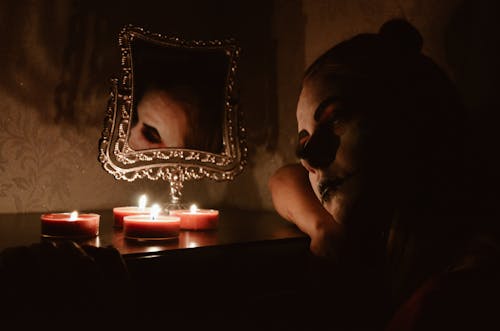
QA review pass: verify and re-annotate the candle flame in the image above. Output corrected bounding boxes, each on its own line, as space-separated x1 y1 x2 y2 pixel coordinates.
189 204 198 213
138 194 147 210
69 211 78 221
150 204 161 220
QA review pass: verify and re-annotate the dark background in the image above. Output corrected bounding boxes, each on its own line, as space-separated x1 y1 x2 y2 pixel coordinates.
0 0 498 232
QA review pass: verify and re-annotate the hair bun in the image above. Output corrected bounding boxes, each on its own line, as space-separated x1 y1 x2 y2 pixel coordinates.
379 19 423 54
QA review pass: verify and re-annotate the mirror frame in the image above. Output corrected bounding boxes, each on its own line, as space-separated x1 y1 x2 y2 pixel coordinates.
98 25 246 188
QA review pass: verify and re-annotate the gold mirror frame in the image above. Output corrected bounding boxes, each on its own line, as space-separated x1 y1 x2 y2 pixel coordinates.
98 25 246 203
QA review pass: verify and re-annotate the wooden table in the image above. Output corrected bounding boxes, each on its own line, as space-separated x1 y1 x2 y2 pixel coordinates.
0 208 307 256
0 208 312 329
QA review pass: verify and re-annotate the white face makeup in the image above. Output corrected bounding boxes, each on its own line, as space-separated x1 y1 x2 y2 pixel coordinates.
129 89 189 150
296 80 368 226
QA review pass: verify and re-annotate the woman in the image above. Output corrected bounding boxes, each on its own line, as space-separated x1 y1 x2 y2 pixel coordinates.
269 19 499 330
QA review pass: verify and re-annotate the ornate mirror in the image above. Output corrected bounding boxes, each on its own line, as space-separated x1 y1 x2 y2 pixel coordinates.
98 25 246 207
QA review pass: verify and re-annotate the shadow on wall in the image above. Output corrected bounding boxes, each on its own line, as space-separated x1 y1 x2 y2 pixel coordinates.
0 0 282 213
0 0 279 133
445 0 500 227
0 0 117 127
217 0 306 211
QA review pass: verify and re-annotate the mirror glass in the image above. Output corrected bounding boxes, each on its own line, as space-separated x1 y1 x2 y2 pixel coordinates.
98 25 246 202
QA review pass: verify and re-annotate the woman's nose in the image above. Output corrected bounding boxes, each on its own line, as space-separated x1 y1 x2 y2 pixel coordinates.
300 158 317 174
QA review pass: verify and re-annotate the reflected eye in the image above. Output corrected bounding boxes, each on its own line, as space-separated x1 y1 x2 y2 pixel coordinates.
141 123 162 144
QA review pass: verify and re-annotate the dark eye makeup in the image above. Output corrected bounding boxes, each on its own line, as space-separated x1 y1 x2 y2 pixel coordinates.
314 96 340 122
296 96 347 168
141 123 162 144
298 130 309 146
315 97 350 127
296 126 340 168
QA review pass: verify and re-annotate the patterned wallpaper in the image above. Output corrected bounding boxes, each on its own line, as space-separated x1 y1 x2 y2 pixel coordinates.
0 0 282 214
1 0 494 214
0 84 167 213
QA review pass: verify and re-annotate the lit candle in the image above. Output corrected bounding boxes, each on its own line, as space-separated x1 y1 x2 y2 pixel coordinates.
113 194 150 228
41 211 100 239
123 204 180 240
170 204 219 231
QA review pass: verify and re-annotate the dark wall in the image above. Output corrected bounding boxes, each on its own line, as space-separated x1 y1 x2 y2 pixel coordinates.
445 0 500 231
0 0 278 212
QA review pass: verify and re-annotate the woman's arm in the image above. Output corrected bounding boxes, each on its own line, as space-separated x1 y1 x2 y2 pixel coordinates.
268 163 344 257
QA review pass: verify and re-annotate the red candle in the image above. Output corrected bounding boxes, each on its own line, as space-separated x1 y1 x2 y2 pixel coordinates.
123 215 180 240
170 205 219 231
113 194 150 228
41 212 100 239
113 206 151 228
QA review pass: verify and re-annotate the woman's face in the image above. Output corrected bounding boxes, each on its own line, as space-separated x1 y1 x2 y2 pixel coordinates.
296 79 375 226
128 89 189 150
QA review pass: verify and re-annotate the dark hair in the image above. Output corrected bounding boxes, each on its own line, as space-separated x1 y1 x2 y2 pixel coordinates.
305 19 466 211
304 19 471 303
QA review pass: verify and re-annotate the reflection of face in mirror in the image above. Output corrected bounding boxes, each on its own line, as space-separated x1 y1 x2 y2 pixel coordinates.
129 86 194 150
128 38 230 154
99 26 245 184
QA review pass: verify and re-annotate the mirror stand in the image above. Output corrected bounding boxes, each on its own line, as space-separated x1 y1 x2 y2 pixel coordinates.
164 168 188 212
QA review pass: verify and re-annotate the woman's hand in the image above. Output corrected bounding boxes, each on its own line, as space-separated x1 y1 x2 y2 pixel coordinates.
269 163 345 259
309 216 345 260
